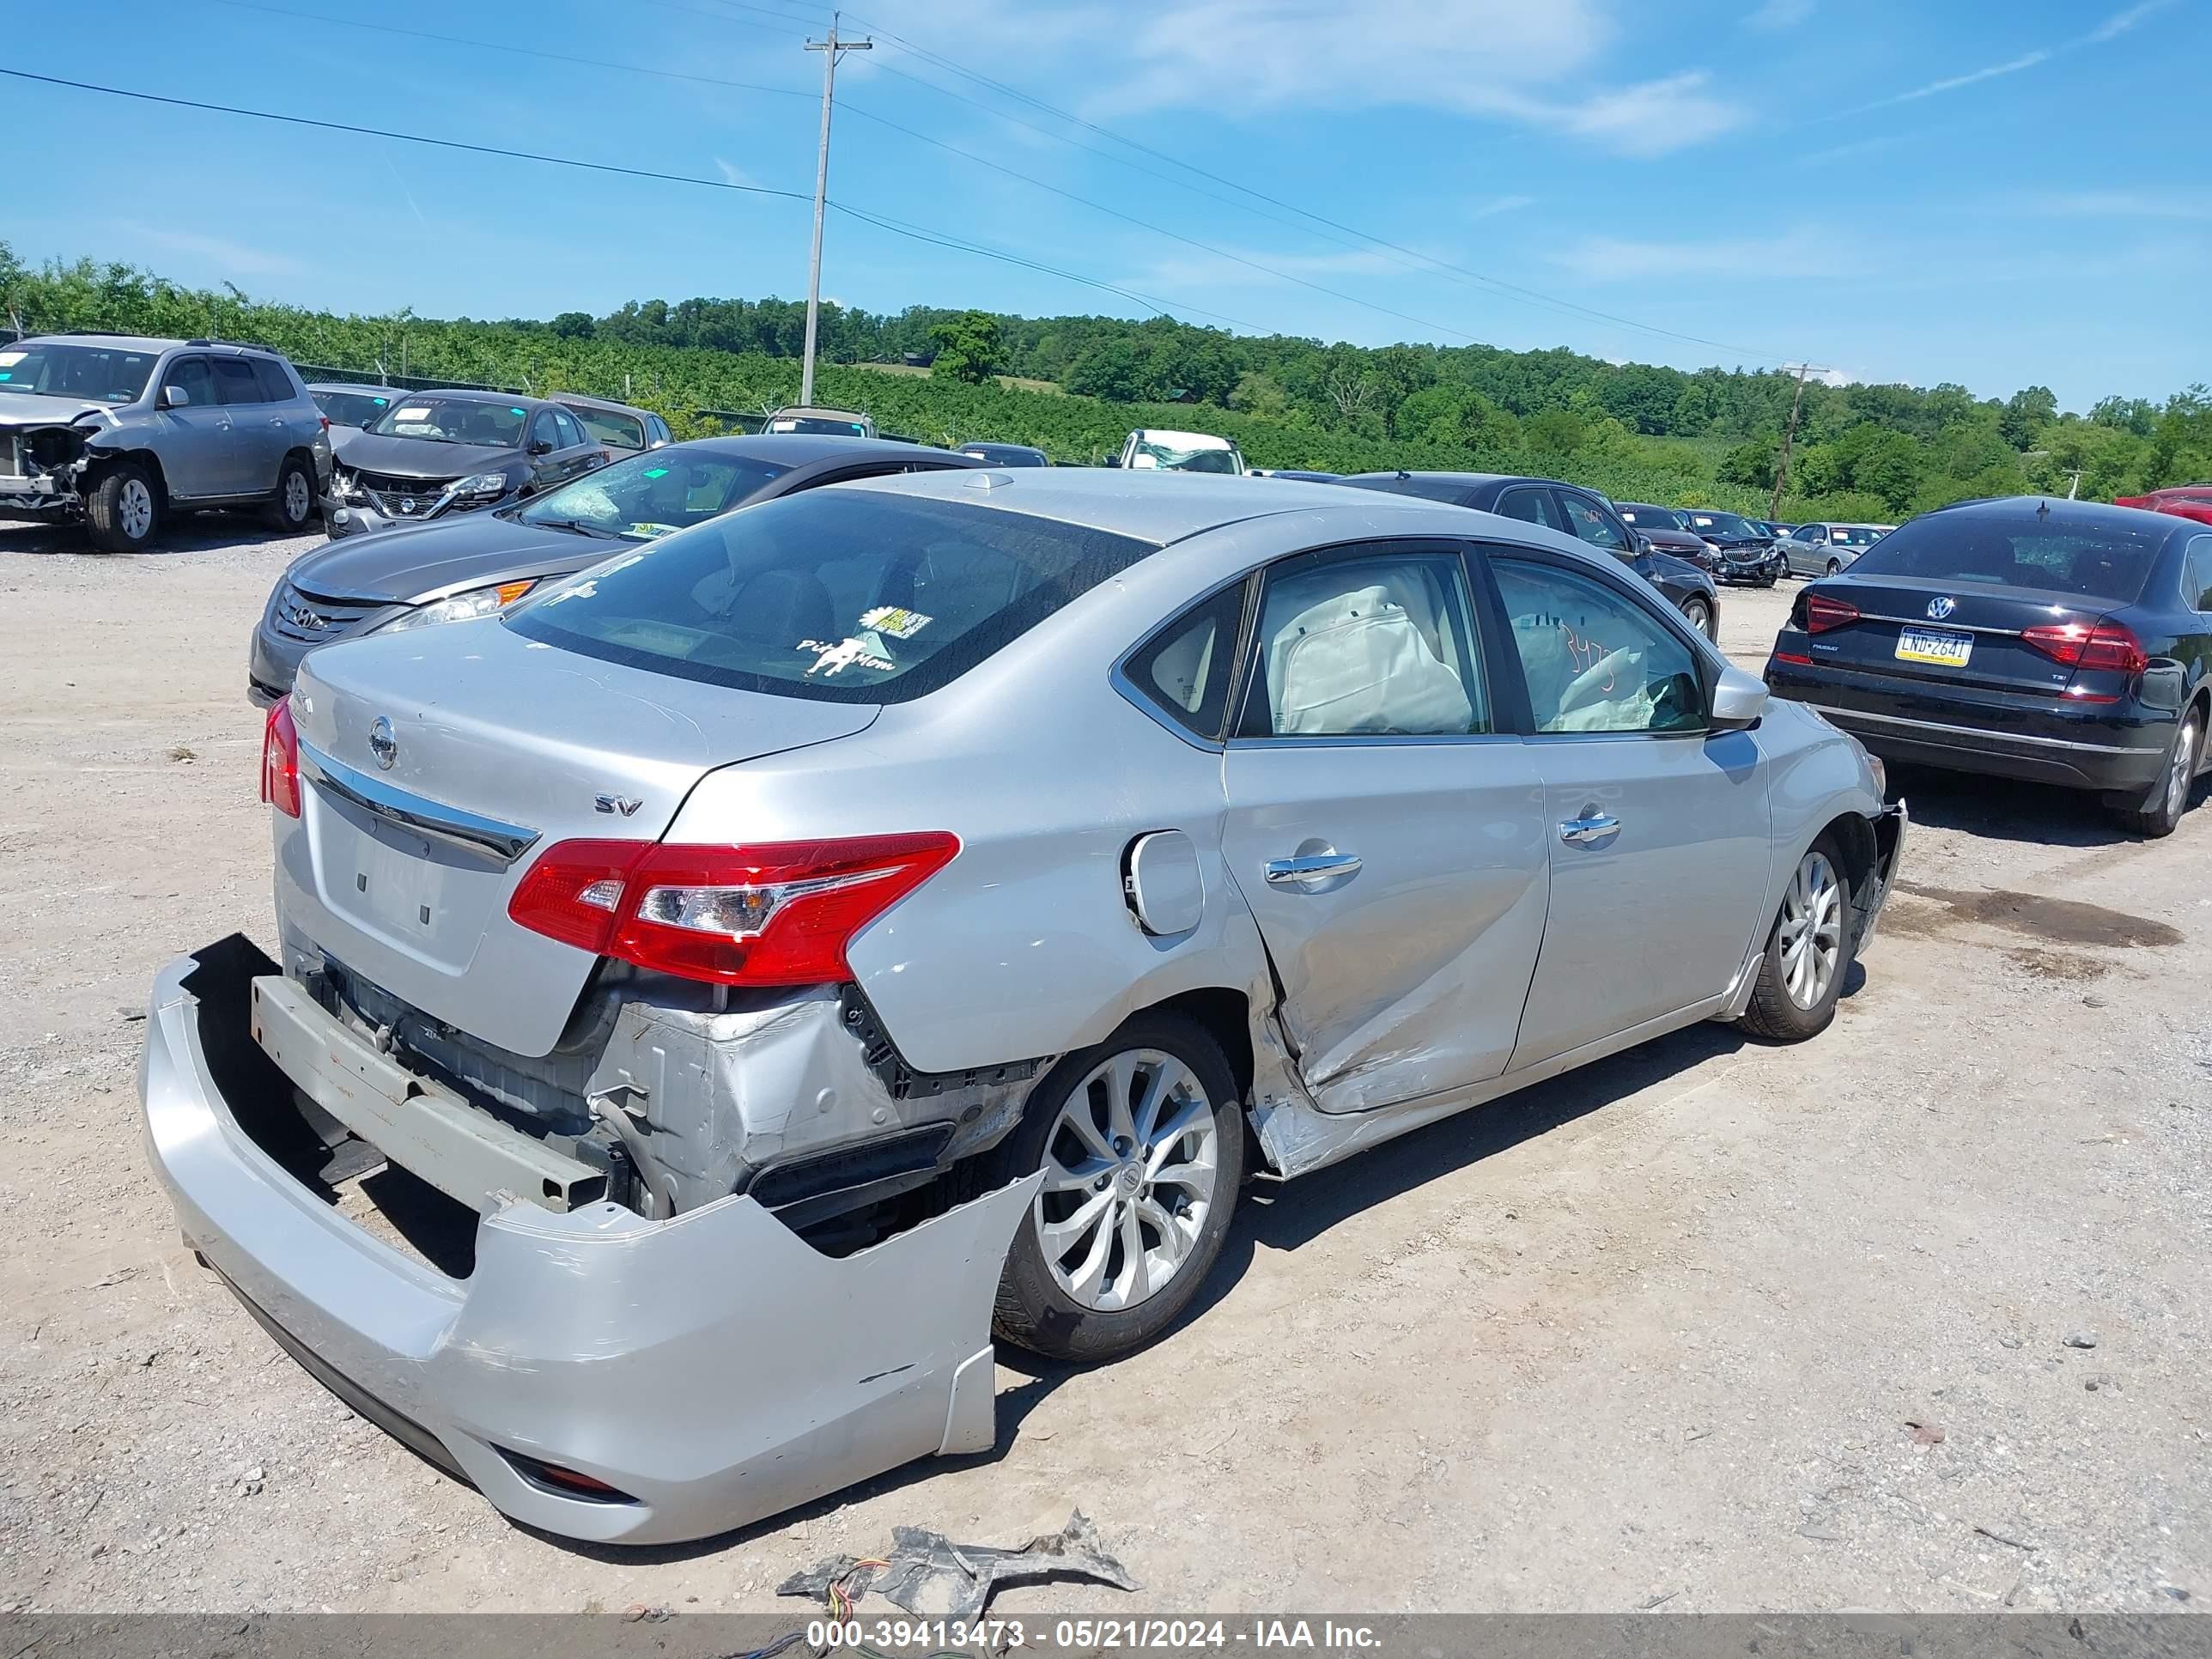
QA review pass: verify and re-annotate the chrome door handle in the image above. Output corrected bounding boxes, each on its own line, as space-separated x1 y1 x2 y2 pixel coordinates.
1264 852 1363 887
1559 814 1621 846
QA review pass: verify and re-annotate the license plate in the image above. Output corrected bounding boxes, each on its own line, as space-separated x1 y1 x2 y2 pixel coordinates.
1895 627 1972 667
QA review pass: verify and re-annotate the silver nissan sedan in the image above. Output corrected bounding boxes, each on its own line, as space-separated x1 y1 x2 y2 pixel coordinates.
140 470 1905 1544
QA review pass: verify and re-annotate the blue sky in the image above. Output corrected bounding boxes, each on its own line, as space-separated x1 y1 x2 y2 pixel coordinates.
11 0 2208 410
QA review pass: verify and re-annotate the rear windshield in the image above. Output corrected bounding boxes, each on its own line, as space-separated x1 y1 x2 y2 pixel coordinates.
1620 506 1682 530
769 415 870 436
508 489 1158 703
568 406 647 449
513 447 791 542
313 389 395 428
368 398 526 447
1845 509 2166 603
1825 524 1883 547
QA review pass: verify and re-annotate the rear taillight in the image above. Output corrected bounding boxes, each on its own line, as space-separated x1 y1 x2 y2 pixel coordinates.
318 415 331 434
259 696 301 817
2021 619 2148 676
507 832 960 987
1803 593 1860 634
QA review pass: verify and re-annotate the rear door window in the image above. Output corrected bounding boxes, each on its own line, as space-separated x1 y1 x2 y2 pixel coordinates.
2185 536 2212 611
1496 486 1563 532
212 358 264 405
1845 508 2166 603
510 489 1158 703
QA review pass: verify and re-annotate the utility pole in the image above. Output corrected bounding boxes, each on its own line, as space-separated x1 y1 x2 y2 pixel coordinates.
1770 362 1830 521
800 13 870 408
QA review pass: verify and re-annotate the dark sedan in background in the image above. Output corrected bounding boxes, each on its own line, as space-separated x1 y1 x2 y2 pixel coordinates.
556 392 672 453
957 441 1049 466
252 434 983 703
1617 502 1723 571
1340 471 1723 640
324 391 611 538
1680 509 1784 586
1765 497 2212 835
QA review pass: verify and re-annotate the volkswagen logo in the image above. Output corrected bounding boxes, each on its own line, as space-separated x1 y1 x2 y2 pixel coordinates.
1926 596 1957 620
368 715 398 771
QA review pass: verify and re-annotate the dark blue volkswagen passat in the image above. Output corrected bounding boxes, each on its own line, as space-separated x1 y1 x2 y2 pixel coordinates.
1765 497 2212 836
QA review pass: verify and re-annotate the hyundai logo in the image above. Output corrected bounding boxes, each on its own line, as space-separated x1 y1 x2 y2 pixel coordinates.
368 715 398 771
1926 596 1957 620
283 602 330 631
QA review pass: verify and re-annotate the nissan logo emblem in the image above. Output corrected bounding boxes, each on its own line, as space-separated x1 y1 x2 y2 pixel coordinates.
368 716 398 771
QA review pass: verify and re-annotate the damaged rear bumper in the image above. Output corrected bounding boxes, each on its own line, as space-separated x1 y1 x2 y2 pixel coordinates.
138 935 1039 1547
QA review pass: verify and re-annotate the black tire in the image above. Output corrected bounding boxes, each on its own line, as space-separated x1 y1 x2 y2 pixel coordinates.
1741 831 1856 1042
85 461 161 553
264 453 316 532
1680 594 1716 641
990 1013 1244 1363
2118 705 2203 839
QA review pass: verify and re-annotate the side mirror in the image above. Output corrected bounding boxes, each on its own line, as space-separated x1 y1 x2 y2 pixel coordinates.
1633 532 1654 555
161 385 191 409
526 439 553 456
1709 664 1769 732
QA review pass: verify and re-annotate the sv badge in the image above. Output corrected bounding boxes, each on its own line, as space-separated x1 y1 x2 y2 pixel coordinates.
594 793 644 817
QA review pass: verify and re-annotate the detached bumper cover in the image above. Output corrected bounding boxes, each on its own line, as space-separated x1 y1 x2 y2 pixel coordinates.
139 936 1038 1546
1857 801 1908 954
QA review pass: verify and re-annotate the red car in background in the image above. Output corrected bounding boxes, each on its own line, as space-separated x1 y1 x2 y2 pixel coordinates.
2117 485 2212 526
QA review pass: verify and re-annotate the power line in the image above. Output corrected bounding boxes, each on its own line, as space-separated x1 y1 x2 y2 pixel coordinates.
185 0 1486 345
0 68 1252 328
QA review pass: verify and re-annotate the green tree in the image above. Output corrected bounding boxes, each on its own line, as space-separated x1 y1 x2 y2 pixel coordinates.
1066 338 1149 402
927 310 1005 385
1717 437 1778 491
549 311 596 340
1999 385 2057 449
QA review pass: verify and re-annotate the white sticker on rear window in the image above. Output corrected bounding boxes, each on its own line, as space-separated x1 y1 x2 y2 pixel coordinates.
859 605 932 640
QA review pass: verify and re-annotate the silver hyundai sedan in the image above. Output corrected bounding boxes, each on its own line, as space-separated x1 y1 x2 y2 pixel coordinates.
140 470 1905 1545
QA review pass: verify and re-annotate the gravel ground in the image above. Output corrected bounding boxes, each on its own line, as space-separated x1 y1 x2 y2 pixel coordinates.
0 524 2206 1616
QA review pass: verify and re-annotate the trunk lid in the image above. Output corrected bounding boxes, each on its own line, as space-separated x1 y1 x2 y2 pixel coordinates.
282 620 879 1055
1802 574 2106 699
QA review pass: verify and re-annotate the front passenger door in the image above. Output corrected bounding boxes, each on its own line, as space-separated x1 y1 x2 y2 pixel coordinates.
1489 552 1773 1068
155 356 233 498
1218 540 1551 1114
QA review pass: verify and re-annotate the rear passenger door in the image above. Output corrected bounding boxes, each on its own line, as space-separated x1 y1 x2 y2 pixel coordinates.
1484 550 1772 1068
212 356 283 495
1218 539 1552 1114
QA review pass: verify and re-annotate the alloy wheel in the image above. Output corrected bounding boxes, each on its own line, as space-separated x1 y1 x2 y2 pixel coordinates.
284 471 312 523
119 477 154 541
1033 1048 1219 1312
2166 715 2200 821
1826 559 1842 576
1778 849 1844 1009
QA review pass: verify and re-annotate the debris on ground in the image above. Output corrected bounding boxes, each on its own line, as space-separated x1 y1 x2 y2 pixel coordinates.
622 1603 672 1623
1906 1419 1946 1445
779 1509 1139 1621
2063 1332 2100 1349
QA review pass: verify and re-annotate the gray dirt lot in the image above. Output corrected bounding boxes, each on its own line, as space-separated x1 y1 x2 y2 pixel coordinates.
0 523 2206 1616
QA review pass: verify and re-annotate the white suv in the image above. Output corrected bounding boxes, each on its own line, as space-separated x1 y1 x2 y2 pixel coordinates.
0 333 331 551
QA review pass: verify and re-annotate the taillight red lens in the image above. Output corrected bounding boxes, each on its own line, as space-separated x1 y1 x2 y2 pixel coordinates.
1803 593 1860 634
2021 620 2148 676
260 696 301 817
507 832 960 987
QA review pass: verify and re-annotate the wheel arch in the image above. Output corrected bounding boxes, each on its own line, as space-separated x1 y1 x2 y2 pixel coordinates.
86 446 169 505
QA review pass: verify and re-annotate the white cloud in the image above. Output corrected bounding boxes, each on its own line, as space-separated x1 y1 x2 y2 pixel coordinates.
2075 0 2171 45
968 0 1747 157
1122 244 1425 291
1746 0 1814 30
1846 0 2173 115
2027 190 2212 222
713 157 756 188
1470 194 1535 219
125 227 305 279
1547 234 1777 282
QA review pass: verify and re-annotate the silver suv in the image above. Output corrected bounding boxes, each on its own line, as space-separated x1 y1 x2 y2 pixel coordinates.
0 333 331 551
